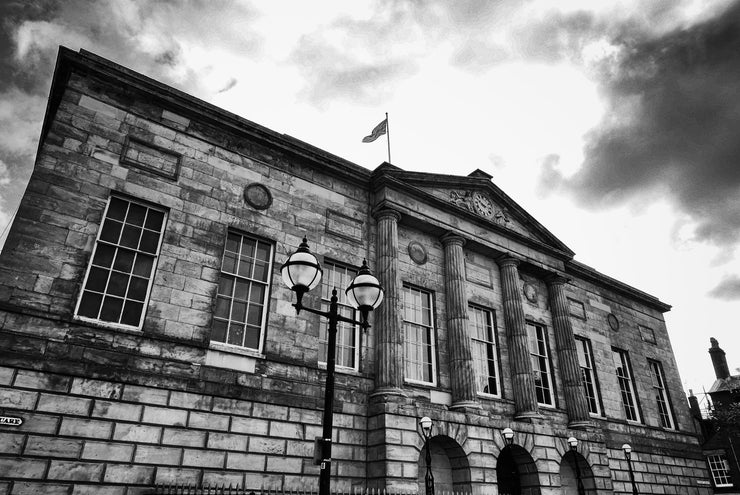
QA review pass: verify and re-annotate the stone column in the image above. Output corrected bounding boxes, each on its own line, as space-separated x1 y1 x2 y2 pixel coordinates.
547 275 590 428
441 232 479 409
497 255 539 419
372 209 405 395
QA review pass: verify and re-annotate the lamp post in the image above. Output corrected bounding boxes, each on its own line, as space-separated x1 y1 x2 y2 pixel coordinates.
282 238 384 495
419 416 435 495
567 437 585 495
622 444 638 495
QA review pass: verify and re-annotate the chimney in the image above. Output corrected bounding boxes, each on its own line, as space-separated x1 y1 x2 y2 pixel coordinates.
687 389 702 419
709 337 730 380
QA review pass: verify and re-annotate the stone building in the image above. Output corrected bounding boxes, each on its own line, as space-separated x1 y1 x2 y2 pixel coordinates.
0 47 711 494
688 339 740 492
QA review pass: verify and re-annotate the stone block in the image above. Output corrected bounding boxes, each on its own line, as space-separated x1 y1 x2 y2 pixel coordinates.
12 412 60 434
122 384 170 405
231 417 268 435
0 388 38 410
70 485 125 495
161 427 207 447
248 437 286 455
269 421 304 440
154 467 201 485
134 445 182 465
212 397 252 415
24 436 83 458
207 432 249 451
182 448 226 468
252 402 289 421
0 457 47 478
226 453 265 471
112 423 162 444
104 463 155 484
13 369 70 393
81 441 134 462
188 411 230 431
37 393 92 415
141 406 188 426
0 367 15 386
47 460 104 481
0 432 24 455
59 418 114 439
169 391 212 411
9 482 71 495
70 378 123 400
91 400 142 422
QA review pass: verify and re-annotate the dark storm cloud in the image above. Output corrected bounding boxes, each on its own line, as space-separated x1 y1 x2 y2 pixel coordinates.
0 0 263 245
708 275 740 301
539 1 740 249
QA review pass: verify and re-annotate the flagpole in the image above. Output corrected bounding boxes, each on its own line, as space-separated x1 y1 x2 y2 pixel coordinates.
385 112 391 164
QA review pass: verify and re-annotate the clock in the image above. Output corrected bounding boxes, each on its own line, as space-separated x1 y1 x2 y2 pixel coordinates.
472 192 494 218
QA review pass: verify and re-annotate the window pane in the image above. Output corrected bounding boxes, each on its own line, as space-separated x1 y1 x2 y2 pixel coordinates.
75 197 166 328
121 301 143 326
145 210 165 231
100 296 124 322
113 249 135 272
126 203 147 226
318 261 358 370
78 292 103 318
93 244 116 268
403 286 435 384
210 232 273 351
139 230 160 253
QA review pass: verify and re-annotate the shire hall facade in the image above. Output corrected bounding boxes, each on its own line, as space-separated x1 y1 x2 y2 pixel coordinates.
0 48 711 494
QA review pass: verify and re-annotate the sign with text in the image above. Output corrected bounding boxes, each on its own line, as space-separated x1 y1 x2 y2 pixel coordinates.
0 416 23 426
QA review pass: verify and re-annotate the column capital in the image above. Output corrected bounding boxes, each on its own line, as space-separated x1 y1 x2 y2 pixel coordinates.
495 254 520 268
545 273 570 286
440 231 466 247
373 207 402 222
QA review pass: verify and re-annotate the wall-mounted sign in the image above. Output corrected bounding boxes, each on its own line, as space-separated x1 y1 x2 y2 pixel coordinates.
0 416 23 426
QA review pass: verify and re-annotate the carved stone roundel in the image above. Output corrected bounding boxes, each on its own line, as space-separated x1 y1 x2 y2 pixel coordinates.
244 183 272 210
408 241 428 265
523 282 538 303
607 313 620 331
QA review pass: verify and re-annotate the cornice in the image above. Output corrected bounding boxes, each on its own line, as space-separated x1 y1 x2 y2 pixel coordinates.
44 47 373 187
565 260 672 313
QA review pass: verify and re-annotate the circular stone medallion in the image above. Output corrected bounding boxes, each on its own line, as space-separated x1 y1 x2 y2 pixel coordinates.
607 313 620 331
523 283 538 303
243 183 272 210
408 241 428 265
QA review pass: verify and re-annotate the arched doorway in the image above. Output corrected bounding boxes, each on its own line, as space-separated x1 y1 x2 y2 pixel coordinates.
496 445 540 495
559 451 596 494
418 435 472 493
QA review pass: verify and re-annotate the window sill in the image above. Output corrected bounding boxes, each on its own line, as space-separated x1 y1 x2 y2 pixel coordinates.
318 362 361 375
208 341 264 359
205 343 264 373
72 315 143 334
404 378 438 388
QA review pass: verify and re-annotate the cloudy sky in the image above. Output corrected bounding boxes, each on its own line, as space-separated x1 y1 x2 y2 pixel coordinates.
1 0 739 403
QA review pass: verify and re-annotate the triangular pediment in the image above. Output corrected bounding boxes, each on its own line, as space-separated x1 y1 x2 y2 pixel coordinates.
371 165 574 257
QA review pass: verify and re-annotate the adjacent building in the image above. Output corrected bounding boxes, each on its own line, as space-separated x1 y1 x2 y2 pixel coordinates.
0 47 712 494
690 339 740 492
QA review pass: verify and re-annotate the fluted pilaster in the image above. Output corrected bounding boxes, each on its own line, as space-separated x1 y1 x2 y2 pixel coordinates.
372 209 405 395
547 275 590 427
441 232 479 409
497 256 539 419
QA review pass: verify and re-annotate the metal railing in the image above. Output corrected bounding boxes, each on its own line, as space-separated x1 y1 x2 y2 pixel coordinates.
147 484 471 495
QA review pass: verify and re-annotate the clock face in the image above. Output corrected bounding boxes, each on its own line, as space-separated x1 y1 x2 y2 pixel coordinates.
473 193 494 218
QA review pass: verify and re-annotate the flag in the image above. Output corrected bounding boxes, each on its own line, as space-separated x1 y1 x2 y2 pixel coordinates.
362 118 387 143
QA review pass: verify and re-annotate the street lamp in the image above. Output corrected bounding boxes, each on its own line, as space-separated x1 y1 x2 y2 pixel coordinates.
622 444 638 495
567 437 585 495
419 416 435 495
282 238 384 495
502 427 514 446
